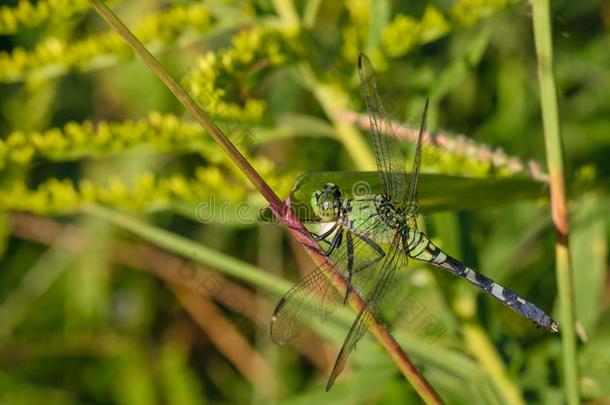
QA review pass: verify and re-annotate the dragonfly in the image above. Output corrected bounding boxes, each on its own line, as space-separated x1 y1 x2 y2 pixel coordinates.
270 53 559 391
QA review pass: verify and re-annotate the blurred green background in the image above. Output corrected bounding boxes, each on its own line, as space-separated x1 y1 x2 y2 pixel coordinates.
0 0 608 403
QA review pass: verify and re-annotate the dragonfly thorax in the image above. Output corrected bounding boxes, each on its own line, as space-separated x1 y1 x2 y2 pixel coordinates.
374 194 406 230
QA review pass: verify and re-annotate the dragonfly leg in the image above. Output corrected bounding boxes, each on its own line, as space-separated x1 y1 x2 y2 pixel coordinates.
324 227 343 257
338 225 387 305
313 221 340 242
287 219 337 242
344 232 354 304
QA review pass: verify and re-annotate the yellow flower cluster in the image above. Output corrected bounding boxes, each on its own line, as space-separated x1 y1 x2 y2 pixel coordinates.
0 109 295 216
0 0 90 34
341 0 372 61
382 6 451 58
0 3 212 84
0 168 241 215
451 0 518 27
184 26 299 122
0 112 260 169
343 0 516 60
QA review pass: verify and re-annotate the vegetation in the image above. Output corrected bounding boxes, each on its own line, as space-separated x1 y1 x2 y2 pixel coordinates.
0 0 608 403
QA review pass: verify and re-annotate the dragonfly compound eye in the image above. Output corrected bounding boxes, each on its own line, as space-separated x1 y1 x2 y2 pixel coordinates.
330 184 341 199
311 184 342 221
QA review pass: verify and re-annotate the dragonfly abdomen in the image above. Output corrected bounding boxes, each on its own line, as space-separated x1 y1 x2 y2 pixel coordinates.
403 230 448 263
404 230 559 332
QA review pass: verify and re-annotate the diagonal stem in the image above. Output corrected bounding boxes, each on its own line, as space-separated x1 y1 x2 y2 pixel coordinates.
88 1 442 403
531 1 579 404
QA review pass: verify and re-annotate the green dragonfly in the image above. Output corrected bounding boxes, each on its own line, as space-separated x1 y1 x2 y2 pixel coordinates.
271 53 558 390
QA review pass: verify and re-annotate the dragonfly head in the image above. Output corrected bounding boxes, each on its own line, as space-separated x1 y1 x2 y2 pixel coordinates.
311 183 342 221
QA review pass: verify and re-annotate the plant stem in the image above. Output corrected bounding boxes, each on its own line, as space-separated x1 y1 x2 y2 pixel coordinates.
303 0 323 28
271 0 300 26
89 1 442 402
530 1 579 404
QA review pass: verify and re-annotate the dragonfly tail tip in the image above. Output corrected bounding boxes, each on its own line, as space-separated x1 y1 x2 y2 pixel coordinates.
551 321 560 333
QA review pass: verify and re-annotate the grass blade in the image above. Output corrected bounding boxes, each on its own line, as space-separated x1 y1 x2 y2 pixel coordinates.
531 1 579 403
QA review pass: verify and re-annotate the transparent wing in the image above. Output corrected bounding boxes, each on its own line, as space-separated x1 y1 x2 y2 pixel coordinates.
270 213 390 344
358 53 408 204
404 98 429 230
326 233 407 390
270 263 343 344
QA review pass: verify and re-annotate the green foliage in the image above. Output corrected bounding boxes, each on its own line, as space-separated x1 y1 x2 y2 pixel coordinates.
0 0 608 404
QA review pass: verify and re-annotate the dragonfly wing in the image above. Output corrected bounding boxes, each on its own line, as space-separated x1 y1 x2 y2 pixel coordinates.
326 233 407 390
270 262 344 344
404 98 429 230
271 213 390 344
358 54 409 203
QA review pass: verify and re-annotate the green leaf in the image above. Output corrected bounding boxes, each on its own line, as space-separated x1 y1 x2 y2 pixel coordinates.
259 171 548 222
